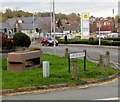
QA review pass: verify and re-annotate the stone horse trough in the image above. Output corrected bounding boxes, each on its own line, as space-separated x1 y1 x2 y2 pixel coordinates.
7 50 43 72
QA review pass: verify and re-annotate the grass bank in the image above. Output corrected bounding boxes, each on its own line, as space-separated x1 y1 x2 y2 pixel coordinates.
1 54 118 89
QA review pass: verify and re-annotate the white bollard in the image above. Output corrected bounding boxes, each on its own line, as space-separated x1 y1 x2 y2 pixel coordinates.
43 61 50 78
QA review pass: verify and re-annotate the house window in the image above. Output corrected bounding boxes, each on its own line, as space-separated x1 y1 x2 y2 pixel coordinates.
104 22 106 25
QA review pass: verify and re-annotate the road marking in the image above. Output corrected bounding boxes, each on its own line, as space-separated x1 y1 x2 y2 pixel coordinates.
95 97 120 100
2 78 118 97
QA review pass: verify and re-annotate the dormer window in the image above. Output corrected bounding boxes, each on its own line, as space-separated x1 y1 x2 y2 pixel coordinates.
18 20 23 23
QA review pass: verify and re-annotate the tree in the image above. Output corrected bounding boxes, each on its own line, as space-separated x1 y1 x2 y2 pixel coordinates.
56 13 68 20
67 13 80 22
57 19 62 28
118 17 120 23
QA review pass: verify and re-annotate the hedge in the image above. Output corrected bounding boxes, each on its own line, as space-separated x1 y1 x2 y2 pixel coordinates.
57 39 120 46
2 37 13 49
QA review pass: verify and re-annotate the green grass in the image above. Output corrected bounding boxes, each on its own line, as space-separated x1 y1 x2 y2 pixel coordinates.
1 54 118 89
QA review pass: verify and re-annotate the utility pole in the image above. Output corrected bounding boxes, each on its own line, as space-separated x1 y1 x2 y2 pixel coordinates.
97 18 101 46
53 0 56 55
33 11 35 42
50 1 53 37
113 9 115 32
99 20 101 46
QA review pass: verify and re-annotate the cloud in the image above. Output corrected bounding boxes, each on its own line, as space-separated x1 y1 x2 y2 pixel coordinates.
1 1 118 17
2 0 120 2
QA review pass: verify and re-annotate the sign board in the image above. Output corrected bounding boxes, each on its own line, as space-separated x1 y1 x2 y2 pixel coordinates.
69 52 85 59
68 51 86 73
97 24 102 28
81 12 90 39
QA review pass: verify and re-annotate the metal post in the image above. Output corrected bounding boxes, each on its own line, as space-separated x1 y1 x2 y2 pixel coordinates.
33 11 35 42
83 50 87 71
50 1 53 37
68 54 70 73
53 0 56 55
98 20 101 46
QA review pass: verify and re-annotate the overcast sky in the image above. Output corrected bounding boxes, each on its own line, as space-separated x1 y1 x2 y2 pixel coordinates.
1 0 120 18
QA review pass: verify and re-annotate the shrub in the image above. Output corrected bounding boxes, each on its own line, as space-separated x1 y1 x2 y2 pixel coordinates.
112 41 120 46
101 40 112 45
13 32 31 47
58 38 120 46
29 47 41 51
2 37 13 49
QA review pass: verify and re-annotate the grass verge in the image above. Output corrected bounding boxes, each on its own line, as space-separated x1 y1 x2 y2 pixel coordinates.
1 54 118 89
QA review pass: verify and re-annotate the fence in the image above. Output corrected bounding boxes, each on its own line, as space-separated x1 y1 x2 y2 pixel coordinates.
65 48 120 76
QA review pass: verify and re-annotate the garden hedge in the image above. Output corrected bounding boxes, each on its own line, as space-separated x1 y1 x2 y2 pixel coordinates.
57 39 120 46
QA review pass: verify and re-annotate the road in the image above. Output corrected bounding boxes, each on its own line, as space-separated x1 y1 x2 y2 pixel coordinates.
2 79 119 100
30 43 119 63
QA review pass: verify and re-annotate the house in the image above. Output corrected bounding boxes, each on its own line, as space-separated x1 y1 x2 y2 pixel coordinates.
0 22 11 34
96 19 114 32
117 23 120 33
0 17 51 38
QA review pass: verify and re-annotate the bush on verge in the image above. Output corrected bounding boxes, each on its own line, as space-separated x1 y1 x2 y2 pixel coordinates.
13 32 31 47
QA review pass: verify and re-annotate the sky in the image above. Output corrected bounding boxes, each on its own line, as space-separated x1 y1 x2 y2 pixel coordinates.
1 0 120 18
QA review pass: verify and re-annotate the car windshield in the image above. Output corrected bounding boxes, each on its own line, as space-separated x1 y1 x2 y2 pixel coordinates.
47 38 54 40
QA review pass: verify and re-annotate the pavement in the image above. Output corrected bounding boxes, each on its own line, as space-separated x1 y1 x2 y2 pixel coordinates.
65 44 119 49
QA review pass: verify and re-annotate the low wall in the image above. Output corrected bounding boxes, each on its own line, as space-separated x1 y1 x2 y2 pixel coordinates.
7 50 43 72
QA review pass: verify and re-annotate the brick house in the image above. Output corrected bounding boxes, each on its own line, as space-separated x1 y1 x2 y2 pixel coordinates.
117 23 120 33
96 19 114 32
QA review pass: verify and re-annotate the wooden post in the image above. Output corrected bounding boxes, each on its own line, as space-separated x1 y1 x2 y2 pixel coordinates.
72 58 78 80
65 48 68 57
99 54 104 73
105 51 110 67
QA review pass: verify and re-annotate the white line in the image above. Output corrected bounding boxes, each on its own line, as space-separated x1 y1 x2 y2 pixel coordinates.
96 97 120 100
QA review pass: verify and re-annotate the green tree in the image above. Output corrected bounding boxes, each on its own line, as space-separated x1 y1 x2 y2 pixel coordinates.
56 13 68 20
3 8 13 18
118 17 120 23
57 19 62 28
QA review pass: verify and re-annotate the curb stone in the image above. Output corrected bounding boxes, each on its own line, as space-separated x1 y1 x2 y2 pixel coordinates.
59 44 119 50
1 71 120 95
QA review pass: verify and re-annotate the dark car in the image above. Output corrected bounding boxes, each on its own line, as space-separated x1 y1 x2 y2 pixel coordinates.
41 37 58 46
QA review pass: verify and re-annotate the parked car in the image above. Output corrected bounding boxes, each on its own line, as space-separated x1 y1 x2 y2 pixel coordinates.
41 37 58 46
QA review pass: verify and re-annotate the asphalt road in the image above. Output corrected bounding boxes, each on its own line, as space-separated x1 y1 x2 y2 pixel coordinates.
2 79 119 100
30 43 119 63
